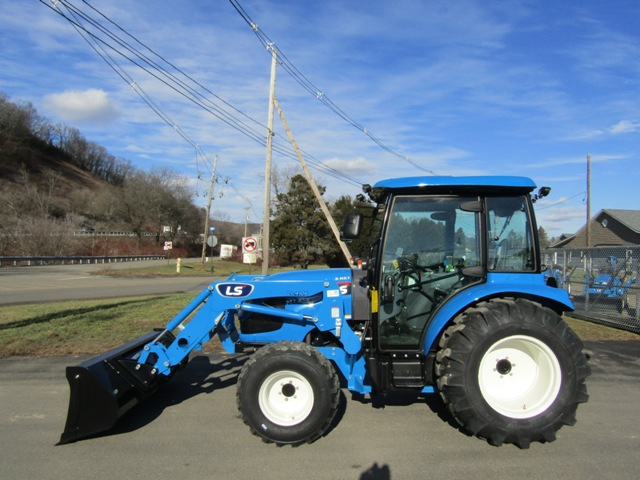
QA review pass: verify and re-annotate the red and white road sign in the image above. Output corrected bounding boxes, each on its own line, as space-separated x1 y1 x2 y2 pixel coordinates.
243 237 258 253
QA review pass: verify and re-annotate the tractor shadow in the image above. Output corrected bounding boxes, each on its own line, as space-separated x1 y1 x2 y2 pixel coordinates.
349 390 468 436
107 353 249 438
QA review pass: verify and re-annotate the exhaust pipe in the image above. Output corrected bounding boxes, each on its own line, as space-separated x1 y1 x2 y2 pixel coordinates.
58 330 174 445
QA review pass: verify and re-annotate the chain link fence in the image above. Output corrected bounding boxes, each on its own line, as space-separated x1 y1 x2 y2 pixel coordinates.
543 246 639 334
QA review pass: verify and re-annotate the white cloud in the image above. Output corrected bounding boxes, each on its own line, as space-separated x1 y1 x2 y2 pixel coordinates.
536 205 586 237
322 156 375 174
610 120 640 135
44 89 120 125
568 120 640 140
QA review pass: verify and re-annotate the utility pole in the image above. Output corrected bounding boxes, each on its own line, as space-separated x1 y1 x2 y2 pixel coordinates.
586 153 591 247
262 44 277 275
274 97 352 264
244 198 250 238
200 154 218 268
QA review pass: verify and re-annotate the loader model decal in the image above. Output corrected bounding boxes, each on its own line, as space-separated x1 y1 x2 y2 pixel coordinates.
216 283 255 297
338 282 352 295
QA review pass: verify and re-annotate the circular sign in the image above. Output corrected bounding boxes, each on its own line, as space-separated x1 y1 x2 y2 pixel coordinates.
243 237 258 252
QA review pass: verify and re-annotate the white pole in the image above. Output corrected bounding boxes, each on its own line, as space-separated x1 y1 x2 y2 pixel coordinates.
586 153 591 247
262 45 277 275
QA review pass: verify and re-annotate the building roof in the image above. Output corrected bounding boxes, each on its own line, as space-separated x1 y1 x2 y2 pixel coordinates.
603 209 640 233
549 209 640 248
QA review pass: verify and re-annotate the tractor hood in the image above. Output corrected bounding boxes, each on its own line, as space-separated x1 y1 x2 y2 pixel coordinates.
228 268 353 286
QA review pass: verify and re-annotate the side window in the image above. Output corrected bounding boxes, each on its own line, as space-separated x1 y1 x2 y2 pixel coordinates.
487 196 535 272
453 208 480 269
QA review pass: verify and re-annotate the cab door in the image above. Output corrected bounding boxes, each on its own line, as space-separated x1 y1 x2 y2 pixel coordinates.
376 195 481 350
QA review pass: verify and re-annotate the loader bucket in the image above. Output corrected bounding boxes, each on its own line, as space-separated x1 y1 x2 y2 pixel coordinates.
58 330 171 445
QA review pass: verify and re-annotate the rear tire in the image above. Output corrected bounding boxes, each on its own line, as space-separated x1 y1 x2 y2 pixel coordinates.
435 298 590 448
236 341 340 446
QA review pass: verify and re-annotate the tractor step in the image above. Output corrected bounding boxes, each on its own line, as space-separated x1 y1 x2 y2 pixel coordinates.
391 354 425 388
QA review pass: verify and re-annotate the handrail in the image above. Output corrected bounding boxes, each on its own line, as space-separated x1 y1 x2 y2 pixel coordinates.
0 255 166 267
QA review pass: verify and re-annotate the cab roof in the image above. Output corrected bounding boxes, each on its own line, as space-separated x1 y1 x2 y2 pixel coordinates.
368 175 537 202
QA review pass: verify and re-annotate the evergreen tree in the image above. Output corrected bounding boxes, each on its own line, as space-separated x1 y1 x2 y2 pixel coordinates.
538 226 550 249
271 174 331 269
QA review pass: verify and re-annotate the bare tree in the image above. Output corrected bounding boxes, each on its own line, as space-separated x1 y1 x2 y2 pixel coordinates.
116 168 198 246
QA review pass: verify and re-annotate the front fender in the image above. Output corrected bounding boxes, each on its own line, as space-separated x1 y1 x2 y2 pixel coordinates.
422 273 574 355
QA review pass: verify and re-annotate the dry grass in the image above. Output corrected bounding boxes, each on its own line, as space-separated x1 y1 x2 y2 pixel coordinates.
0 293 223 358
564 316 639 341
0 294 636 358
92 260 308 278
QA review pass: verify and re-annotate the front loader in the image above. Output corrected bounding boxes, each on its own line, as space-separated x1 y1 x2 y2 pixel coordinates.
59 175 590 448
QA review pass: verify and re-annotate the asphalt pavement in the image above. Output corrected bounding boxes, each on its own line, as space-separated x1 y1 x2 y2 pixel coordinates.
0 340 639 480
1 260 639 479
0 259 214 305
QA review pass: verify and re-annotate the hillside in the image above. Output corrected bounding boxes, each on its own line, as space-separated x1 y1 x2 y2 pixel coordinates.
0 133 108 197
0 116 255 258
0 95 204 257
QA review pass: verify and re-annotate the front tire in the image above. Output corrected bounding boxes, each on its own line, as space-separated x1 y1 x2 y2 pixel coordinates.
236 341 340 446
435 298 590 448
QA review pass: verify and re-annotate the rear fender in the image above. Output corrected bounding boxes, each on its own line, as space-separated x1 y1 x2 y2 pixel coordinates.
422 273 574 355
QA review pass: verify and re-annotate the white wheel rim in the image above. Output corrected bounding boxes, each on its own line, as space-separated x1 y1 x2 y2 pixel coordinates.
258 370 314 427
478 335 562 419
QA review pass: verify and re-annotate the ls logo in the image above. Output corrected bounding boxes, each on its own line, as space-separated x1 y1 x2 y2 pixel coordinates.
216 283 254 297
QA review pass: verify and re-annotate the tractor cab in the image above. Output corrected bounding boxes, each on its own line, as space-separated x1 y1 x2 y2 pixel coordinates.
345 176 547 353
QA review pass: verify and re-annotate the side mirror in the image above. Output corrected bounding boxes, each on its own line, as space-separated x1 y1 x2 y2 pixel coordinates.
532 186 551 203
341 212 363 240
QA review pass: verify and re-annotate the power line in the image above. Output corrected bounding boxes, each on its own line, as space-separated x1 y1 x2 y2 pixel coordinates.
40 0 365 188
44 0 218 179
43 0 268 146
535 191 586 210
228 0 436 175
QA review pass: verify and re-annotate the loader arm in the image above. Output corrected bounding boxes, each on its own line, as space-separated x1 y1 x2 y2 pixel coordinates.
139 270 363 375
59 269 364 444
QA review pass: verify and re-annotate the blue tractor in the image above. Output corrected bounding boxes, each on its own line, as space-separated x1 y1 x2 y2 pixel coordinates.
582 256 637 312
59 176 590 448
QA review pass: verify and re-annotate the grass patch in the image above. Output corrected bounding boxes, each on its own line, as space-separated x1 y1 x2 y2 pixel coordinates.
564 316 639 341
0 293 216 358
1 295 636 358
93 259 321 278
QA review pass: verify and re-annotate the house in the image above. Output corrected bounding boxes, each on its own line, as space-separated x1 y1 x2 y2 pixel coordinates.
550 209 640 248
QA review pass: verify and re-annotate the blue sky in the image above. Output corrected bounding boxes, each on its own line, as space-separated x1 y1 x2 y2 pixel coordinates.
1 0 639 237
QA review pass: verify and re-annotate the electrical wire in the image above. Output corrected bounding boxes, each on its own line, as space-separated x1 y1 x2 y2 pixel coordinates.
228 0 436 175
45 0 217 180
535 191 586 210
39 0 365 188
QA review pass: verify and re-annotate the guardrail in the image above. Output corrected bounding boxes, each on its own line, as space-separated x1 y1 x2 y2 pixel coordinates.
0 255 166 267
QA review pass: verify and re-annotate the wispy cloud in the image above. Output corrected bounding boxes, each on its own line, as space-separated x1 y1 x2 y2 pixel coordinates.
610 120 640 134
527 153 629 169
568 120 640 140
1 0 638 233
